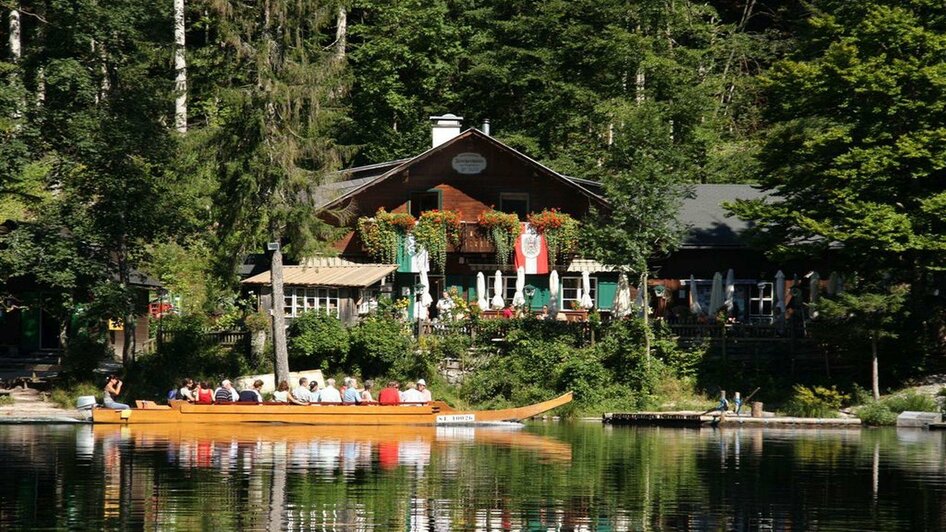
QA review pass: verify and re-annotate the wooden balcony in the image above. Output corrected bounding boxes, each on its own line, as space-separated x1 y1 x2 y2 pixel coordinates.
452 222 494 254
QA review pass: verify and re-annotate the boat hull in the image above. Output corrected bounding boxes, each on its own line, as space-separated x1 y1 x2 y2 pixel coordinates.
91 392 573 425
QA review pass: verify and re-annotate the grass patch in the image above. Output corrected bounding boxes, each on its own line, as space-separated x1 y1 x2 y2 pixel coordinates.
0 395 13 407
50 382 101 409
881 391 938 414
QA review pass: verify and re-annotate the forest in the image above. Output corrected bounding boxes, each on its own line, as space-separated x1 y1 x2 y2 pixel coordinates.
1 1 944 412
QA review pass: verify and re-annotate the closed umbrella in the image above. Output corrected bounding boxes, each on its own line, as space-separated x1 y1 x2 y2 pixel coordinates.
709 272 724 318
581 271 594 309
491 270 505 309
827 271 842 296
775 270 786 315
611 272 632 318
416 266 433 320
724 269 735 313
688 274 702 315
549 270 560 318
476 272 488 310
633 278 645 317
512 267 526 307
809 272 821 304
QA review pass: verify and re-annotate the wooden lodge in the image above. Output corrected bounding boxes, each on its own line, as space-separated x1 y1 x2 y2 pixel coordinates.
242 114 836 335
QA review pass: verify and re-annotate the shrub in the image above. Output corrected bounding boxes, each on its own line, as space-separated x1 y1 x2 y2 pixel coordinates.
50 381 102 409
288 311 349 370
857 402 897 426
0 395 13 407
849 384 872 407
882 391 938 413
555 349 610 405
783 385 847 418
63 332 112 382
348 315 413 377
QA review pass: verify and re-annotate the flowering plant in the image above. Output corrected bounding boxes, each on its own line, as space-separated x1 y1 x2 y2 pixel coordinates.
477 208 521 266
357 208 416 263
527 209 579 269
413 209 462 273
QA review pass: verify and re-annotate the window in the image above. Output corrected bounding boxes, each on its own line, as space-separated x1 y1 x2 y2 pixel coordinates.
561 276 597 308
502 276 517 303
500 193 529 220
410 191 441 218
749 282 774 321
283 286 340 318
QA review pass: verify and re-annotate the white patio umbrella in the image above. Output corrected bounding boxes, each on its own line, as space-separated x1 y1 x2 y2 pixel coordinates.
809 272 821 305
476 272 488 310
827 271 842 296
724 269 735 313
775 270 786 315
709 272 724 317
688 274 702 315
512 267 526 307
580 271 594 309
611 272 633 318
415 266 433 320
633 278 645 317
491 270 505 309
549 270 560 318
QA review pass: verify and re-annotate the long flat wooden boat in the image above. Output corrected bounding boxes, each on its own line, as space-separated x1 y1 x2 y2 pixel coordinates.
91 392 573 425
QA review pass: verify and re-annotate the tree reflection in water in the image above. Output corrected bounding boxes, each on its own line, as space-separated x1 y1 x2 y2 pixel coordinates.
0 424 944 530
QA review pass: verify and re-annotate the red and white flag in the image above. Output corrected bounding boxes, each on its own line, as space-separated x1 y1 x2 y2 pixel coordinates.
514 223 549 274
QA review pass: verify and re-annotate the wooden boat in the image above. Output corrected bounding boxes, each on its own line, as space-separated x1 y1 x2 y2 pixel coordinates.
91 392 573 425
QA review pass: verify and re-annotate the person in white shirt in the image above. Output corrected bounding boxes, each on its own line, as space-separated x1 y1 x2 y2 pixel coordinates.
416 379 432 403
401 382 424 404
319 378 342 403
291 377 312 405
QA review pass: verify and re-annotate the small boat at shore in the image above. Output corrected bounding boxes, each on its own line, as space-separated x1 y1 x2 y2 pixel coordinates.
91 392 573 426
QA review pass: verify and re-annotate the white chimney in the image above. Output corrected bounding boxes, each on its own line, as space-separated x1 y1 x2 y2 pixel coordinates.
482 119 490 136
430 113 462 148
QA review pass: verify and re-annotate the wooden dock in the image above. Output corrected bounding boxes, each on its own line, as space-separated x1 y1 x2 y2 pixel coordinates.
602 412 709 427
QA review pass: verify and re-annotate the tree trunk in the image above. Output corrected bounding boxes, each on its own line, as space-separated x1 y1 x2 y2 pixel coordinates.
8 7 20 62
270 247 290 385
173 0 187 132
871 329 880 401
641 271 651 364
334 6 347 63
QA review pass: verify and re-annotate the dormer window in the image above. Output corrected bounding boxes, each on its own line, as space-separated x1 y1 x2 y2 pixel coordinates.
410 190 441 218
500 192 529 220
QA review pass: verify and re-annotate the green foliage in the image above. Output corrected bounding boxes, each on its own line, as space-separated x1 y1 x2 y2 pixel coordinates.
783 385 847 418
357 209 416 263
50 382 102 410
849 384 873 407
244 311 270 334
882 392 939 414
412 210 462 273
62 332 112 383
348 314 414 377
288 311 350 370
857 401 897 426
476 210 521 266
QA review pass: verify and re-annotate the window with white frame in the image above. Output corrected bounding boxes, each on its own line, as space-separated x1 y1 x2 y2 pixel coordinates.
502 276 517 303
561 276 597 308
283 286 340 318
749 282 774 321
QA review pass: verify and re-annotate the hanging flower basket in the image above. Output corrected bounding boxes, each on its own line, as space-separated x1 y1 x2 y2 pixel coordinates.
356 208 416 263
413 209 462 273
528 209 579 269
477 209 521 266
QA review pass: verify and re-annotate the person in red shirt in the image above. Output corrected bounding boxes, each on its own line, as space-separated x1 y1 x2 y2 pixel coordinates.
196 381 213 404
378 381 401 405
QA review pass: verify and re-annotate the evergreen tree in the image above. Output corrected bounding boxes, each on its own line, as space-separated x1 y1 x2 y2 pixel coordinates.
206 0 350 383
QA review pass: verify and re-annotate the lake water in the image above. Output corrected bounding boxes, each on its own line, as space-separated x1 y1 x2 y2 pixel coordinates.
0 423 944 531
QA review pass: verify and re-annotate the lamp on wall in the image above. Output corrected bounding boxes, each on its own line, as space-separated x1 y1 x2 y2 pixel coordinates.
524 284 536 310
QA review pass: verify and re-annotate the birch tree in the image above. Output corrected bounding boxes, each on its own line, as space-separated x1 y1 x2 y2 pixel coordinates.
173 0 187 132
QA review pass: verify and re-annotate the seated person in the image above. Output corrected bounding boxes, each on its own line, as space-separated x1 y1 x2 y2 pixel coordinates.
238 379 264 403
197 381 214 404
214 380 236 403
272 380 290 403
342 378 361 404
291 377 312 405
416 379 432 403
319 378 342 403
401 382 424 405
361 380 375 402
178 378 197 402
378 381 400 405
103 375 130 410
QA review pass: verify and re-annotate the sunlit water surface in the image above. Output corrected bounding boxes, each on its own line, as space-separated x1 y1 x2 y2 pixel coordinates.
0 422 944 530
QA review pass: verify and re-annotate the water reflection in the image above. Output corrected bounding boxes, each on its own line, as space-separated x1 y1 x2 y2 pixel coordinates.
0 424 944 530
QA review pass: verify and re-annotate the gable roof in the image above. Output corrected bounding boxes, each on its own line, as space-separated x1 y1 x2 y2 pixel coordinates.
319 128 607 211
680 184 767 248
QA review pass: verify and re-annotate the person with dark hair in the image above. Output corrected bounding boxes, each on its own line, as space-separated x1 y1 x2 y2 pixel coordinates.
103 375 130 410
361 380 375 403
178 378 196 402
273 380 290 403
378 381 401 405
238 379 264 403
197 381 213 404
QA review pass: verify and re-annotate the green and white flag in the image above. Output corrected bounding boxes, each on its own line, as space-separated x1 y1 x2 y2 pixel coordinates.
397 234 428 273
